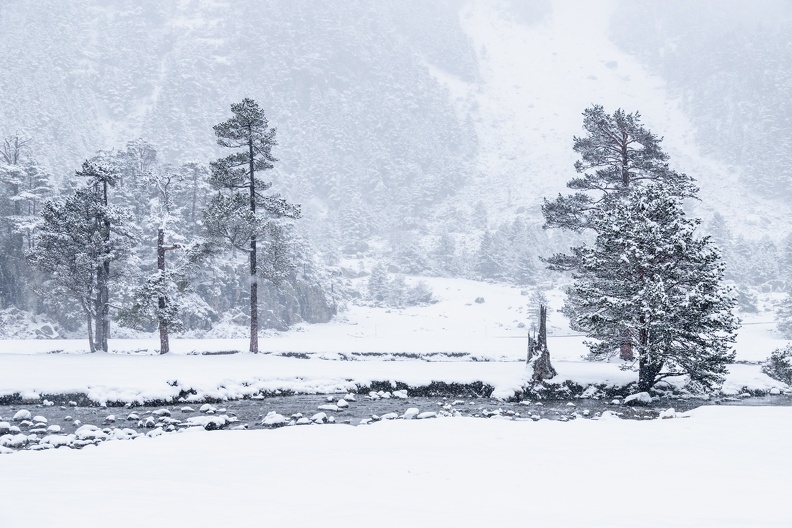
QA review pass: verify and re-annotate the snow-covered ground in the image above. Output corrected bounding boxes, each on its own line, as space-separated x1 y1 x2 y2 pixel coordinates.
1 406 790 527
0 278 788 403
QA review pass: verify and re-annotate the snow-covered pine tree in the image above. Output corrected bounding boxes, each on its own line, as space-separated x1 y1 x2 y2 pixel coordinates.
0 135 53 310
117 167 190 354
205 98 300 353
28 183 134 352
367 263 390 304
544 105 699 360
543 104 698 232
566 183 738 391
75 161 130 351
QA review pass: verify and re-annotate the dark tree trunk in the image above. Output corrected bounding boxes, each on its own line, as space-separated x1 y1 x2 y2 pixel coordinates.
638 355 663 392
158 228 169 355
248 132 259 354
96 179 111 353
94 271 105 351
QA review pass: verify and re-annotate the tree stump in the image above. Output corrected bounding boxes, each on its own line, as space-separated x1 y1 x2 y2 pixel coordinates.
527 304 556 381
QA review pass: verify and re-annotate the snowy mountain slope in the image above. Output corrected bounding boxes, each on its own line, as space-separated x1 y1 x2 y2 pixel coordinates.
433 0 791 239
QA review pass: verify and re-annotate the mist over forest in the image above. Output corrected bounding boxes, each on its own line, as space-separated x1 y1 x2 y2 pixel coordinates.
1 0 791 338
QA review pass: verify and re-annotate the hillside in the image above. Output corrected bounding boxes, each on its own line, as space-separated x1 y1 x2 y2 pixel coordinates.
1 0 791 335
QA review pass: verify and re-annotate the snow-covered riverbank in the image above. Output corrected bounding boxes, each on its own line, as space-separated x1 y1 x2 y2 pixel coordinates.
1 406 790 527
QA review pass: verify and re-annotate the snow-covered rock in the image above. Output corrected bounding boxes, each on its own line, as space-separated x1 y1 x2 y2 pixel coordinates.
46 425 62 433
146 427 164 438
417 412 437 419
403 408 420 420
296 417 311 425
104 415 116 423
261 411 288 427
184 416 228 430
344 393 356 402
659 408 687 419
318 404 339 412
1 434 29 448
624 392 653 405
127 412 140 421
199 404 216 414
0 422 10 434
110 428 140 440
181 406 195 413
336 399 349 408
12 410 31 422
75 425 108 441
310 412 328 423
392 390 408 399
380 412 398 420
152 409 171 417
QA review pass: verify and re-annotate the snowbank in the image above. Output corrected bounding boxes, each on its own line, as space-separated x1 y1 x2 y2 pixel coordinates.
0 406 789 527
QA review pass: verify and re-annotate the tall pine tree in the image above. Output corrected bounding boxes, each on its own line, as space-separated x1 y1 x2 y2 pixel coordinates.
544 105 699 359
206 98 300 353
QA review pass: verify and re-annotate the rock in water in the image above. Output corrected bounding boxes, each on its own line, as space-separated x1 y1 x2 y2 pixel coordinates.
261 411 288 427
402 408 420 420
12 410 31 422
310 412 328 424
624 392 653 405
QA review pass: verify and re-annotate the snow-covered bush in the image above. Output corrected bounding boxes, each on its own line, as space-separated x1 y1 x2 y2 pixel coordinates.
762 345 792 385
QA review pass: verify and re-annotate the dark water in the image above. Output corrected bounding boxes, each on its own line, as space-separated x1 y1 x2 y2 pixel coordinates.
2 392 791 453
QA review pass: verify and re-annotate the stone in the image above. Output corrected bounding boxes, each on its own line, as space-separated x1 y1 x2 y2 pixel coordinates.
12 410 31 422
403 408 420 420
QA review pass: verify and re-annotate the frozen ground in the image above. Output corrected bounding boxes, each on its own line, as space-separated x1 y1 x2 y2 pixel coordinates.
1 406 790 527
